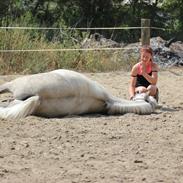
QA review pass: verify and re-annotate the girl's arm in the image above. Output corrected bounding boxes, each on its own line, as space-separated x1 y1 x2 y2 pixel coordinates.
142 63 159 85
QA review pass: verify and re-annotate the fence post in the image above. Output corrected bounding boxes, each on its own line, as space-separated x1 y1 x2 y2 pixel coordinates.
141 19 151 46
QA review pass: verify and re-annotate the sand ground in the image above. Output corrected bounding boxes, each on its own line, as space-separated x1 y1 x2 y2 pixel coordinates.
0 67 183 183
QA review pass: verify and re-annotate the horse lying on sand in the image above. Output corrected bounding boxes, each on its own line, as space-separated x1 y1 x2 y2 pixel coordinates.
0 69 157 119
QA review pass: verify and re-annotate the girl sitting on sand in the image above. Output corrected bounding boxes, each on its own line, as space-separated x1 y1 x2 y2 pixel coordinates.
129 46 159 101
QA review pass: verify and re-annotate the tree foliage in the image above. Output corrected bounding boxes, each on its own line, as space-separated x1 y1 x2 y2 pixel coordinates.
0 0 183 42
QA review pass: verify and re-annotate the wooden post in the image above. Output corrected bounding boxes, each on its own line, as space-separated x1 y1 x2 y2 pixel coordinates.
141 19 150 46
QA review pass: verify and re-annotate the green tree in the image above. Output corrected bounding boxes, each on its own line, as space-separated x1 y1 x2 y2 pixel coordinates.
0 0 182 42
162 0 183 40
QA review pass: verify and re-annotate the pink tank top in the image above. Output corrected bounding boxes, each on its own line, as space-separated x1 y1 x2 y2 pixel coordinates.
137 62 152 75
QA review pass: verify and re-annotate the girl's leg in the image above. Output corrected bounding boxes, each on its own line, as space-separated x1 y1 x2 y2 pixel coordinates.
147 85 159 101
147 85 158 96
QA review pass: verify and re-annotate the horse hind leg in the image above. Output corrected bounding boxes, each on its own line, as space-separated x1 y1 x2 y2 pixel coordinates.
0 96 40 119
0 82 11 94
0 82 14 107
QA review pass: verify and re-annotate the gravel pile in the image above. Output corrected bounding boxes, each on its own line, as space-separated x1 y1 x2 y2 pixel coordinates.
81 34 183 68
151 37 183 67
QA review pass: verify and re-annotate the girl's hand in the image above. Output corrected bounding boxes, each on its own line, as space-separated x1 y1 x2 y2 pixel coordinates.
141 62 146 75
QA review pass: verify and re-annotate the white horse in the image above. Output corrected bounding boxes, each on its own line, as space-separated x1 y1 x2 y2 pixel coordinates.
0 69 157 119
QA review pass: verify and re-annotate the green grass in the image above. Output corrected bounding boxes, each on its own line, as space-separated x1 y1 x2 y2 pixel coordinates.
0 29 138 74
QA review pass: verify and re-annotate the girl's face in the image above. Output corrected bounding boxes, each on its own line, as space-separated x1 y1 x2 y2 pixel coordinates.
141 51 152 64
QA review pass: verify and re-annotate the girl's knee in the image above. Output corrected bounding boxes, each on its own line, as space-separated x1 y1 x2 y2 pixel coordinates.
147 85 158 96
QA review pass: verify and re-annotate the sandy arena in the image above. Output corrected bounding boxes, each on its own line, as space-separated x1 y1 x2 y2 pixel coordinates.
0 67 183 183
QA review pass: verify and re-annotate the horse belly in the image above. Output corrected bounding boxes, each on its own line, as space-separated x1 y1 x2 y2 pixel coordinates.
35 97 106 117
